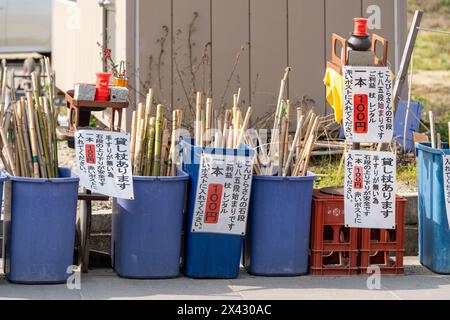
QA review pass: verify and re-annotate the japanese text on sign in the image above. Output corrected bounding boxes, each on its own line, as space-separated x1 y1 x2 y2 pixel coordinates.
344 150 396 229
343 66 393 143
442 155 450 229
75 129 134 199
191 153 253 235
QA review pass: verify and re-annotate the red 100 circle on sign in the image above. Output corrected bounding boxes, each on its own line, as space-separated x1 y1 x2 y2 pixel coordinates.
204 184 223 224
353 94 368 134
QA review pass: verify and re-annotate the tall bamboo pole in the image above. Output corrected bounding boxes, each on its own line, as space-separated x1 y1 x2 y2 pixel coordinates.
130 110 137 165
152 104 164 176
31 72 52 177
144 117 156 176
18 100 33 175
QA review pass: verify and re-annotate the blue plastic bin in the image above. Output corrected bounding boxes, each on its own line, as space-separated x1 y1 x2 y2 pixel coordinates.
180 140 254 278
112 171 189 278
244 173 316 276
417 142 450 274
7 168 79 284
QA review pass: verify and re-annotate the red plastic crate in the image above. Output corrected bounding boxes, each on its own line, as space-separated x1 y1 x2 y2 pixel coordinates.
310 189 359 275
359 196 407 275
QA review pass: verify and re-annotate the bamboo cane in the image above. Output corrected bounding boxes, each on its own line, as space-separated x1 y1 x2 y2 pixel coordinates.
270 67 291 159
292 116 318 176
226 126 234 149
134 117 145 175
298 117 319 176
41 97 54 175
130 110 137 166
18 100 33 175
44 57 58 176
25 92 40 178
195 92 202 146
160 126 169 176
152 104 164 176
205 97 212 147
281 100 291 172
236 107 252 148
448 122 450 146
140 89 154 172
33 109 47 178
13 105 29 177
133 102 145 169
168 110 179 176
31 72 52 177
200 110 205 147
144 117 156 176
0 67 7 121
283 115 304 176
429 111 436 148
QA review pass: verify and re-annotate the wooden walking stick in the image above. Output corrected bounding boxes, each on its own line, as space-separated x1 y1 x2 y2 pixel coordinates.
0 67 7 121
130 110 137 166
31 72 52 177
283 115 304 176
25 93 40 178
18 100 33 175
236 107 252 148
43 57 58 176
205 97 212 147
144 117 156 176
429 111 436 148
152 104 164 176
169 110 179 176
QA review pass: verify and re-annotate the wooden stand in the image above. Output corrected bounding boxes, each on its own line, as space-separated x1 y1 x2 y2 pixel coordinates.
65 90 128 132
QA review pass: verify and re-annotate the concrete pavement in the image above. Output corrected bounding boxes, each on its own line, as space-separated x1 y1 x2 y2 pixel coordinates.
0 257 449 300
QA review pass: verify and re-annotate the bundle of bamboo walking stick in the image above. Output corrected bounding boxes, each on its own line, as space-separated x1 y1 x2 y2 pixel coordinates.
0 58 59 178
193 89 252 149
130 89 183 176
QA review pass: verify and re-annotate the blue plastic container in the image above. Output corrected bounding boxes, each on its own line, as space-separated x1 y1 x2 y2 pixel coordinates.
244 173 316 276
112 171 189 278
180 140 254 278
417 142 450 274
7 168 79 284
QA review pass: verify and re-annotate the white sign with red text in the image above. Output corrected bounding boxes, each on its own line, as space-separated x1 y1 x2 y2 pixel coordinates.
344 150 396 229
75 129 134 199
342 66 393 143
191 153 253 235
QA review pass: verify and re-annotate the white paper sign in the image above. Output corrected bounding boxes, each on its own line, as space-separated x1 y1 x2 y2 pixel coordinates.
344 150 396 229
191 153 253 235
442 155 450 229
343 66 393 143
75 129 134 199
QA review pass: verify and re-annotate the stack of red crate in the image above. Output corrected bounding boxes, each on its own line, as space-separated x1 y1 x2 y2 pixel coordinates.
310 189 359 275
359 196 407 275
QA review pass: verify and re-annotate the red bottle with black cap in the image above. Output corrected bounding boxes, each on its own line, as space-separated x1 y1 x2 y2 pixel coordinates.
348 18 371 51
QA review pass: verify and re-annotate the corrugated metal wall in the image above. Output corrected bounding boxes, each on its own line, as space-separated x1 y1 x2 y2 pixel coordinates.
133 0 406 121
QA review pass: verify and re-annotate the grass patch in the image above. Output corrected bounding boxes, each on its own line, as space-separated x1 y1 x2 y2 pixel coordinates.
397 160 418 185
309 156 419 189
413 32 450 71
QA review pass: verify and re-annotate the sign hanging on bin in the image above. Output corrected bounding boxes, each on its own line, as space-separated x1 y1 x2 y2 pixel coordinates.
344 150 396 229
442 155 450 229
191 153 254 235
75 129 134 199
342 66 393 143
